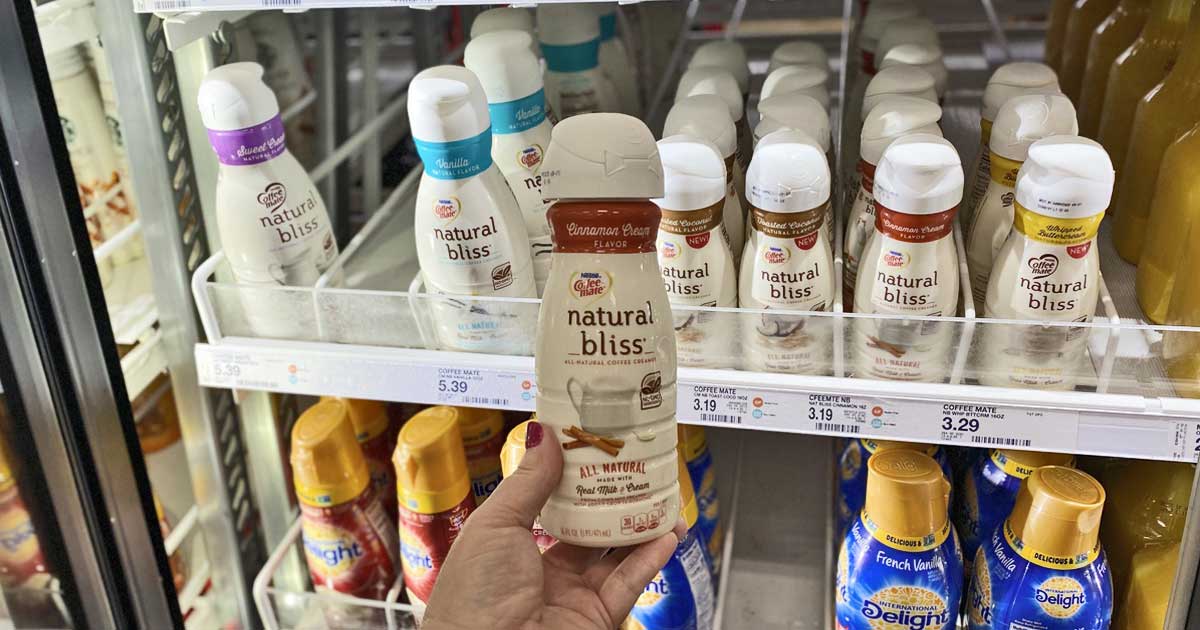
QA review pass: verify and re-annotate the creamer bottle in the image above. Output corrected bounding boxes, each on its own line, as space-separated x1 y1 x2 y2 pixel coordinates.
198 62 338 335
850 65 938 192
688 40 750 109
84 37 142 263
537 5 620 118
836 438 953 537
470 7 538 58
535 113 679 547
663 95 745 265
393 407 477 608
1077 0 1152 136
760 65 831 110
678 425 723 579
501 419 557 552
961 63 1060 229
409 65 536 354
465 31 555 294
628 453 716 630
327 397 398 519
968 466 1112 630
876 16 940 72
857 1 921 77
739 130 835 375
1136 121 1200 323
291 400 398 611
1059 0 1121 101
752 94 834 241
953 449 1074 576
0 446 48 589
231 12 317 166
593 4 641 116
844 96 943 306
675 66 751 179
454 406 505 505
654 136 737 368
878 42 949 101
836 449 962 630
852 134 962 382
965 94 1078 313
768 40 829 74
982 136 1113 390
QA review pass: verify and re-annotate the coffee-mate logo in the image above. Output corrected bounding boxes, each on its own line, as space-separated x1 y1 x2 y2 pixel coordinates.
301 521 366 576
884 250 908 268
399 526 434 579
571 271 612 301
1027 253 1059 279
763 245 790 264
861 585 950 630
1035 576 1087 619
433 196 461 221
660 241 680 259
257 182 287 213
0 513 38 562
636 571 669 608
519 144 544 171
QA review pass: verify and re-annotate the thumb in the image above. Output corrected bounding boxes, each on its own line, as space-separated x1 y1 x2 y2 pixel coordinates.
473 420 562 529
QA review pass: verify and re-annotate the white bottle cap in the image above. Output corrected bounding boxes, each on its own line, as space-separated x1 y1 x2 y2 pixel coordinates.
747 130 830 212
876 16 940 62
663 95 737 159
44 46 86 82
1016 135 1114 219
407 65 490 143
198 62 280 131
536 5 600 47
541 113 664 200
768 41 830 74
471 7 534 39
879 43 948 98
873 133 963 215
760 65 831 109
688 40 750 95
755 93 831 152
861 1 921 54
989 94 1078 161
861 96 944 166
654 135 727 210
465 31 543 103
862 65 937 121
982 62 1060 122
675 67 744 122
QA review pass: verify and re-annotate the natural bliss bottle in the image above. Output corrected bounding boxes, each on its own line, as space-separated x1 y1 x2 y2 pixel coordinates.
845 96 943 306
739 130 835 375
198 63 338 332
393 406 477 608
836 449 962 630
852 134 962 382
965 94 1078 313
290 400 398 607
535 113 679 547
663 95 745 264
751 95 834 244
465 31 555 294
968 466 1112 630
760 64 831 110
768 40 830 74
653 136 737 368
537 5 620 118
409 65 536 353
688 40 751 112
879 42 949 102
981 136 1114 391
849 64 938 191
501 419 557 553
675 66 751 182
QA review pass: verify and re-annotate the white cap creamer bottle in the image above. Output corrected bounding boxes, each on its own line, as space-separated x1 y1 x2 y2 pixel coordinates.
535 113 679 548
537 5 621 119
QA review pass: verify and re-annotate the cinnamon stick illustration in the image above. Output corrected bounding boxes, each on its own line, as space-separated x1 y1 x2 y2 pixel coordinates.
562 426 622 456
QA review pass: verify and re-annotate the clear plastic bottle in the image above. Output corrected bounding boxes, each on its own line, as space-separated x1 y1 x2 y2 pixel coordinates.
1111 7 1200 262
536 5 620 118
1060 0 1121 100
1077 0 1151 137
1135 121 1200 322
1046 0 1076 71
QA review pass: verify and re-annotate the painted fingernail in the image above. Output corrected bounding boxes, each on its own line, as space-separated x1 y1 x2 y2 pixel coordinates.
525 421 543 449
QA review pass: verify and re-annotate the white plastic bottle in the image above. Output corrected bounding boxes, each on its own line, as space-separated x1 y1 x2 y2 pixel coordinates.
198 63 339 336
592 4 640 116
408 65 536 352
760 65 831 110
465 31 555 295
960 62 1060 228
982 136 1113 390
878 42 948 101
471 7 537 57
875 16 940 66
754 93 832 155
852 134 962 382
965 94 1077 312
861 65 938 121
654 136 738 368
739 130 835 375
768 40 829 74
687 41 751 160
844 97 943 307
232 12 317 167
857 1 920 76
663 95 746 265
674 67 749 209
536 5 620 119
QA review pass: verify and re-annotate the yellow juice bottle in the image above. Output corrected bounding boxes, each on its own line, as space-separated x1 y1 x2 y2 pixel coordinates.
1114 542 1180 630
1111 8 1200 262
1061 0 1121 100
1096 0 1194 187
1046 0 1078 71
1164 218 1200 396
1078 0 1152 136
1136 122 1200 322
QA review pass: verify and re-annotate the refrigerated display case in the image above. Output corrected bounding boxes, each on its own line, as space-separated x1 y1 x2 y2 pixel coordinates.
4 0 1200 628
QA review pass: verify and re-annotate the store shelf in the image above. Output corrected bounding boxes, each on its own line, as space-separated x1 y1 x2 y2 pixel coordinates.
136 0 660 15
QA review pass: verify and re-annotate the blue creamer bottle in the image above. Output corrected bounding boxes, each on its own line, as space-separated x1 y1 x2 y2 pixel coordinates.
837 449 962 630
678 425 723 580
968 466 1112 630
838 438 953 536
628 450 716 630
954 449 1074 575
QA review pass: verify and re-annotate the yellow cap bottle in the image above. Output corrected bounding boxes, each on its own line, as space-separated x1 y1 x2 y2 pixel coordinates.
863 449 952 541
290 399 370 507
326 397 396 515
1078 0 1152 136
501 417 558 553
1006 466 1105 564
394 406 473 515
454 406 505 505
1137 124 1200 322
1060 0 1121 100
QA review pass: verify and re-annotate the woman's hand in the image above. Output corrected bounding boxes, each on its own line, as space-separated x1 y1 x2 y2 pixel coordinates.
422 421 684 630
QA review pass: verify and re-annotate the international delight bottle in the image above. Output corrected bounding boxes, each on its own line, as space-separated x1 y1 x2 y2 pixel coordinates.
409 66 536 353
535 113 680 547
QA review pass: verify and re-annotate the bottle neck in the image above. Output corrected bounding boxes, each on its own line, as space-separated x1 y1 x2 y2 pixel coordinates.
1173 7 1200 70
1142 0 1193 40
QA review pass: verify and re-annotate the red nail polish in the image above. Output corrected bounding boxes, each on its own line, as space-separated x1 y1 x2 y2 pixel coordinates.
525 421 543 449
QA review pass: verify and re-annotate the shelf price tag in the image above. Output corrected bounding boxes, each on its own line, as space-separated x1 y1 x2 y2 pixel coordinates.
426 367 536 411
1168 420 1200 462
682 385 751 426
804 395 908 437
932 403 1079 451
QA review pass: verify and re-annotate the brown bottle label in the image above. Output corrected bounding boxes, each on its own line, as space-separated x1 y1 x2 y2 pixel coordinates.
751 202 827 251
875 204 956 244
860 160 877 195
659 200 724 237
723 155 735 188
548 200 661 254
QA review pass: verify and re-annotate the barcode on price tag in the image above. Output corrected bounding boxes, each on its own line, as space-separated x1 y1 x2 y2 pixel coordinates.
934 404 1078 451
1169 420 1200 462
425 367 536 411
683 385 749 426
